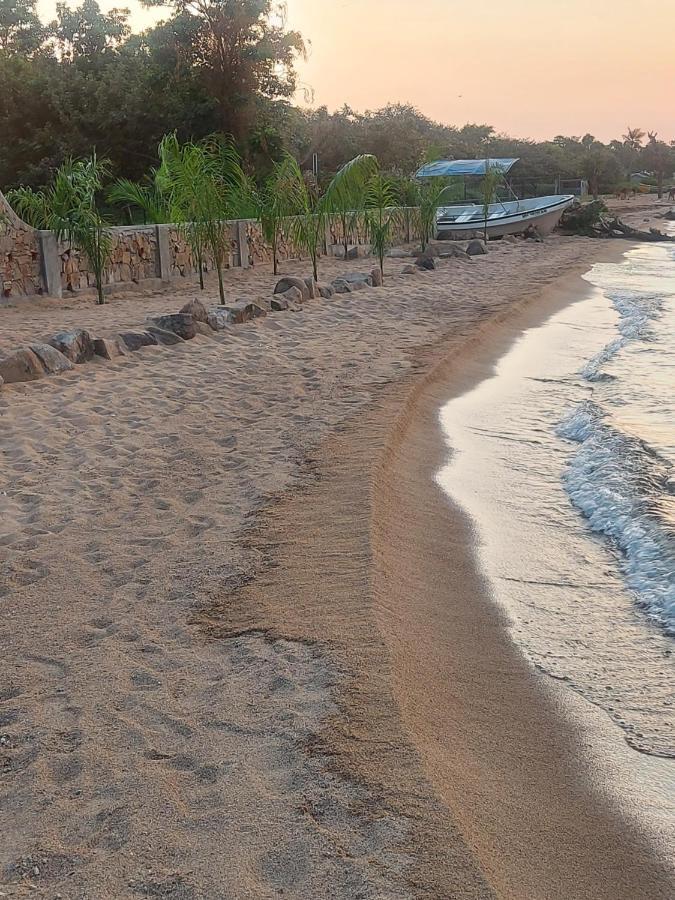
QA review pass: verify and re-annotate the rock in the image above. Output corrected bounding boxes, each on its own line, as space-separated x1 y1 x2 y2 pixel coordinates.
401 265 417 275
120 331 159 351
523 224 543 242
415 254 436 270
370 267 383 287
0 375 4 389
304 277 317 299
271 295 290 311
48 329 95 364
332 272 373 293
279 286 304 305
438 244 470 259
206 309 231 331
147 313 196 340
210 301 267 326
387 248 411 258
30 343 75 374
92 337 128 360
179 297 209 323
146 326 185 346
0 348 45 383
502 234 519 244
346 246 359 260
317 284 334 299
193 321 215 337
274 276 309 301
466 239 488 256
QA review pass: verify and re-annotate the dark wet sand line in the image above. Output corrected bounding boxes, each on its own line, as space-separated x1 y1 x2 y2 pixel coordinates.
202 258 674 897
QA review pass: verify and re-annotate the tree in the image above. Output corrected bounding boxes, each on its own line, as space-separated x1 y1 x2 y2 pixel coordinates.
416 178 453 251
0 0 45 55
622 126 645 151
322 153 377 262
254 152 298 275
580 143 621 199
50 0 131 65
364 171 399 279
642 137 675 199
140 0 305 143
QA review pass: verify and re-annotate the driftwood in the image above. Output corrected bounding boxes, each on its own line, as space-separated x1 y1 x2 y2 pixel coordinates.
559 200 675 241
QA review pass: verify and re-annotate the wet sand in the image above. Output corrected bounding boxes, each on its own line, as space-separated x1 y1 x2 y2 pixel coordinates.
1 233 673 897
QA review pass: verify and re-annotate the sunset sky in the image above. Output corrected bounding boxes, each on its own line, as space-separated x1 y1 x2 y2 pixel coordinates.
37 0 675 143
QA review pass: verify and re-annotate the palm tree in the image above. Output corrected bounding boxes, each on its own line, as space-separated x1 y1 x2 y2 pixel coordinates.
158 134 253 303
107 172 172 225
322 154 378 261
622 126 645 151
364 171 400 279
254 154 300 276
416 178 454 251
7 154 113 305
286 154 378 281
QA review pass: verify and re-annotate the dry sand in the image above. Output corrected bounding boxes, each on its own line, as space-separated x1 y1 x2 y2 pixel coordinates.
1 231 673 898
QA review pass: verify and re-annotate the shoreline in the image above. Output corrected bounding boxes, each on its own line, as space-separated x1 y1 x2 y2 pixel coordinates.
206 242 674 896
2 235 672 896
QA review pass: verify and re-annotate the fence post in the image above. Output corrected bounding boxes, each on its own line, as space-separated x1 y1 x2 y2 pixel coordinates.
156 225 171 281
37 230 62 298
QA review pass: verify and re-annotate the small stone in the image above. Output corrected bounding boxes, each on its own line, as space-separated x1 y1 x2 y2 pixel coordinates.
92 337 128 360
370 267 383 287
271 295 290 311
401 265 417 275
279 286 303 305
415 254 436 270
317 284 334 299
145 326 184 346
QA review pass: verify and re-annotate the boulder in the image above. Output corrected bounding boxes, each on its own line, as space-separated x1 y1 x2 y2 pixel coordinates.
438 244 470 260
466 239 488 256
92 337 127 360
332 272 373 293
193 321 216 337
370 267 383 287
120 331 159 351
0 348 45 383
48 329 95 364
317 284 334 299
147 313 196 340
278 285 304 305
274 276 309 301
210 301 267 326
271 295 290 311
387 248 411 259
304 277 317 299
523 224 543 242
415 254 436 270
401 265 417 275
179 297 209 323
206 308 232 331
30 343 75 374
146 326 185 346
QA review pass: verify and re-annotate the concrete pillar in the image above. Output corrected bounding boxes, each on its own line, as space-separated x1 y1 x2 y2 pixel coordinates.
156 225 171 281
236 220 249 269
37 230 62 298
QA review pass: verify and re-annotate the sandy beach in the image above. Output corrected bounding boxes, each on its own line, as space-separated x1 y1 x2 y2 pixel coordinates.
1 225 674 898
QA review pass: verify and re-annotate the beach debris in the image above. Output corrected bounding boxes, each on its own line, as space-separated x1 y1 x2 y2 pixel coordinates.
92 337 128 360
0 347 50 383
120 330 159 351
147 313 196 340
560 200 675 241
415 254 436 270
48 328 96 363
274 276 310 301
30 342 75 373
370 267 383 286
466 239 488 256
179 297 209 323
401 265 417 275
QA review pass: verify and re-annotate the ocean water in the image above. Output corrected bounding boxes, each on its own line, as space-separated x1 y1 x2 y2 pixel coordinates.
437 239 675 769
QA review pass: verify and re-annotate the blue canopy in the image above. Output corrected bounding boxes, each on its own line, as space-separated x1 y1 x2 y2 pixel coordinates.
415 158 519 178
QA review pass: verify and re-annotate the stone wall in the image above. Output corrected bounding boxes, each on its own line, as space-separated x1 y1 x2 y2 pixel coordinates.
0 191 423 300
0 191 43 298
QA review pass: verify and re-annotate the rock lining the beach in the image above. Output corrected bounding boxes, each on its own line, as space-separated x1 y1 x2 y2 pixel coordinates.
415 254 436 270
274 276 310 301
370 268 383 287
466 239 488 256
147 313 196 340
332 272 373 293
146 325 186 345
0 347 51 383
48 328 96 363
30 342 76 374
179 297 209 323
120 330 159 351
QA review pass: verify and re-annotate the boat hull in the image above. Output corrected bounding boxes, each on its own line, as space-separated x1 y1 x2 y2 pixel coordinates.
436 195 575 240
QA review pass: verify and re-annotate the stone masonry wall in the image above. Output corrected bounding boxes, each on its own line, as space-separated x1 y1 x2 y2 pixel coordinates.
0 191 43 298
60 227 159 292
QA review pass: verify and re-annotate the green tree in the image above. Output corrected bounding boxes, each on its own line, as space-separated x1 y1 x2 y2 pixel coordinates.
0 0 45 54
641 137 675 199
364 171 399 279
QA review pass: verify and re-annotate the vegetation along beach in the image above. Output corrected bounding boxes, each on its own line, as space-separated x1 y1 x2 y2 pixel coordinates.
1 1 674 897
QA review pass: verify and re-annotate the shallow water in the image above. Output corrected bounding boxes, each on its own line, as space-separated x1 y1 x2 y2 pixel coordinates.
437 239 675 842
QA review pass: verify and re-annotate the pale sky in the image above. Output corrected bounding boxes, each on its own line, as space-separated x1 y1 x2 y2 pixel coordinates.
37 0 675 143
